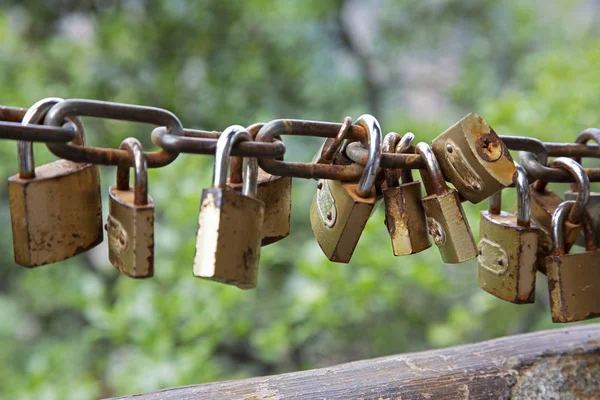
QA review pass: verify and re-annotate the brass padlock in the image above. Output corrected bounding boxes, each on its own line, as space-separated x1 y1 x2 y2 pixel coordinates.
565 128 600 247
530 158 588 273
431 113 515 204
382 132 431 256
310 114 381 263
107 138 154 278
546 200 600 323
228 123 291 246
477 163 538 304
8 97 102 267
416 142 477 263
194 125 265 289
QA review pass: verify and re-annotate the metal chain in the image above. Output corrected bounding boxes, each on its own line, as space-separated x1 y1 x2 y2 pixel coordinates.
1 98 600 182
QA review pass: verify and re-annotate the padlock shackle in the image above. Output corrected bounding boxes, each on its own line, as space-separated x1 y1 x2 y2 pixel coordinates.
416 142 448 196
354 114 382 198
487 163 532 227
382 132 401 188
397 132 415 184
18 97 85 179
213 125 259 197
116 137 148 206
229 123 264 184
321 117 353 164
515 163 532 227
547 158 590 225
552 200 597 256
382 132 415 188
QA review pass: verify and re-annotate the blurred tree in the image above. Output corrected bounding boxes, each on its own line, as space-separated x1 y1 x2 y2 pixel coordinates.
0 0 597 398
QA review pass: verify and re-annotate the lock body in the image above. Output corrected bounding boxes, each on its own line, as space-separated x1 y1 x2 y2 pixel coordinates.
546 250 600 322
310 179 377 263
431 113 515 204
382 181 431 256
194 187 265 289
477 211 538 303
8 160 103 267
530 185 581 273
565 189 600 247
107 187 154 278
230 168 292 246
421 190 477 263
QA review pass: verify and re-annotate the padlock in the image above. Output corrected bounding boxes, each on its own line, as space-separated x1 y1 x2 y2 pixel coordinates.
106 138 154 278
477 163 538 303
546 200 600 323
431 113 515 204
194 125 265 289
310 114 381 263
381 132 431 256
564 128 600 246
416 142 477 263
228 123 291 246
8 97 103 267
530 157 588 273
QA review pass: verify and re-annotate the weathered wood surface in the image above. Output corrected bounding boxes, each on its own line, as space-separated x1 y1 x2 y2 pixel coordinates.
112 324 600 400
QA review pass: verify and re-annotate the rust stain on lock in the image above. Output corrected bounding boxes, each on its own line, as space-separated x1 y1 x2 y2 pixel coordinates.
475 129 505 162
310 180 377 263
229 168 291 246
431 113 515 204
546 252 600 322
382 181 431 256
107 187 154 278
9 160 103 267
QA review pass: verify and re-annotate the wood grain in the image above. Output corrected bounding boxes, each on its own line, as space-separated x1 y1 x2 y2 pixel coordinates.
110 324 600 400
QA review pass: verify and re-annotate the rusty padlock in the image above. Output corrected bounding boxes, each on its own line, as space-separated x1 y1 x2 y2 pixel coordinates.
477 163 538 304
417 142 477 263
565 128 600 247
431 113 515 203
194 125 265 289
310 115 381 263
228 123 291 246
382 132 431 256
8 97 102 267
106 138 154 278
530 157 588 273
546 200 600 323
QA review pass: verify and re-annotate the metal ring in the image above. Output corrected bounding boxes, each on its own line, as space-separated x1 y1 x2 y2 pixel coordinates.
500 135 548 166
552 201 597 254
152 125 285 158
514 163 531 227
382 132 400 188
354 114 382 197
322 116 353 163
255 119 367 181
17 98 87 179
416 142 447 195
116 138 148 206
213 125 252 188
519 151 600 182
18 97 63 178
44 99 184 168
549 158 589 225
395 132 415 154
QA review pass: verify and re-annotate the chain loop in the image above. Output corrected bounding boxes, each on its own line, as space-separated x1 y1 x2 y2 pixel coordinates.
44 99 184 168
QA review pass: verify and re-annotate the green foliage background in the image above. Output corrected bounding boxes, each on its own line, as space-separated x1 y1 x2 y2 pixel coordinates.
0 1 598 398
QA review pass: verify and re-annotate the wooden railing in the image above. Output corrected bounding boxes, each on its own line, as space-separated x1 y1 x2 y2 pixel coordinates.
111 324 600 399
